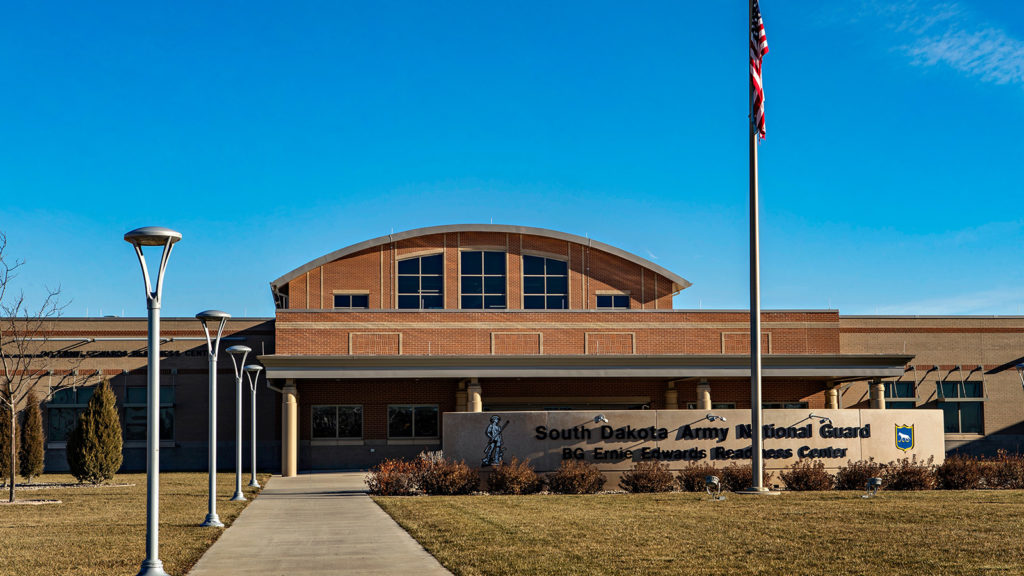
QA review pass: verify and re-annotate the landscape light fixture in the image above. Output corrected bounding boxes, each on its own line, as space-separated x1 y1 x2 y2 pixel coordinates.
594 414 609 424
863 477 883 498
125 226 181 576
244 364 264 488
226 345 252 501
1016 364 1024 392
808 413 833 425
706 414 727 423
705 475 724 500
196 309 230 528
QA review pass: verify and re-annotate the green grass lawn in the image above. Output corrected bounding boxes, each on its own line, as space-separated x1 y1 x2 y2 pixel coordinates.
375 490 1024 576
0 472 269 576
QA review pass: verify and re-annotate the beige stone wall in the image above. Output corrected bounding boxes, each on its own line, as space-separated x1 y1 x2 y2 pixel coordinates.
444 409 945 482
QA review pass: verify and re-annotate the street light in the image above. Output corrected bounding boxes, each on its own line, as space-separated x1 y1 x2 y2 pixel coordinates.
244 364 263 488
196 310 230 528
125 226 181 576
226 345 251 501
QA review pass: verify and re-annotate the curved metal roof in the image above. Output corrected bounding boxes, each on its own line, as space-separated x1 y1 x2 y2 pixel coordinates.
269 224 692 295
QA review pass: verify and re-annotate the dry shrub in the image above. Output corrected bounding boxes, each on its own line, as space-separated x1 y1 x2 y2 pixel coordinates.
420 458 480 495
488 457 542 495
780 460 834 491
365 458 422 495
982 450 1024 489
718 463 773 491
677 462 720 492
935 453 984 490
882 456 936 490
546 460 606 494
619 461 675 493
834 459 885 490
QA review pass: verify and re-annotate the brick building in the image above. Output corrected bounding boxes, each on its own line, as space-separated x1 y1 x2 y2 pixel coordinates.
12 224 1024 474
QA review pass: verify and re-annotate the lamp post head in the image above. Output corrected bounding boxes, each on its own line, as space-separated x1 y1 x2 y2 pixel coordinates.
124 226 182 247
226 345 252 357
244 364 263 376
196 310 231 322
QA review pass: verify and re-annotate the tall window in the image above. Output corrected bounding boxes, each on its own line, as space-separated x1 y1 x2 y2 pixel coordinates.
938 380 984 434
398 254 444 309
461 251 506 309
884 381 916 410
47 387 94 443
387 405 439 438
523 255 568 310
124 386 174 442
312 405 363 439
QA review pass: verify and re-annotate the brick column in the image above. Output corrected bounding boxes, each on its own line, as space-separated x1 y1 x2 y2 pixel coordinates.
468 378 482 412
869 380 886 410
696 380 711 410
282 380 299 477
825 387 839 409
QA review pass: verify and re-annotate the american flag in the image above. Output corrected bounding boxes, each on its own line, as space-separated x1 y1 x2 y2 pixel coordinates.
750 0 769 140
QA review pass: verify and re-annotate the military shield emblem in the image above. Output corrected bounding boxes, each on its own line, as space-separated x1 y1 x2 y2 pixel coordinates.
895 424 914 452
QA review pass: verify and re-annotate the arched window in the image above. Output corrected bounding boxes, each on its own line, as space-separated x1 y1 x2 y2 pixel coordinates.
397 254 444 309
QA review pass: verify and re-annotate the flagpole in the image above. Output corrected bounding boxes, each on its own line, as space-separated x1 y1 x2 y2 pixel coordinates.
748 0 767 493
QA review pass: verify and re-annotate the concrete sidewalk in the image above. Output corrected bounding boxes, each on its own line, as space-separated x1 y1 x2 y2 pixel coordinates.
187 472 452 576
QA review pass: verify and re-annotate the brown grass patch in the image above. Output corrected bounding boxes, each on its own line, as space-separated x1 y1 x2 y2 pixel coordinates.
375 490 1024 575
0 472 268 576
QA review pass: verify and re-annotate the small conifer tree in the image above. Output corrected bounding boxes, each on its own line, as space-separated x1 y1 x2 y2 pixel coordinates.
67 381 123 484
18 392 45 482
0 405 14 488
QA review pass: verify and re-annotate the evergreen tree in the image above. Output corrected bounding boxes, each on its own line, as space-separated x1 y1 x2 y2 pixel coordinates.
0 405 15 488
18 392 44 482
66 381 123 484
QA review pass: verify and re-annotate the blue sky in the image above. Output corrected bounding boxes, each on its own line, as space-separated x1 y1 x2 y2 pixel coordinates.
1 1 1022 318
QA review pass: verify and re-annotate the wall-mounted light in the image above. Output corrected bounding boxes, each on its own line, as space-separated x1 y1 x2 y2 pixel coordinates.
705 414 727 423
808 413 832 425
1016 364 1024 392
594 414 609 424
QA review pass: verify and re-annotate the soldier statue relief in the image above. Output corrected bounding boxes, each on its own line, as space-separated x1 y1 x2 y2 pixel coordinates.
482 415 508 466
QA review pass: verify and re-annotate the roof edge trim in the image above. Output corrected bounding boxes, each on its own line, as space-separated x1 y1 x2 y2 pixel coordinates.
269 224 692 294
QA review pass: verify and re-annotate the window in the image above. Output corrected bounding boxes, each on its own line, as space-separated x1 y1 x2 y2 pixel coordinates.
312 405 363 439
461 251 506 309
333 293 369 309
523 255 568 309
124 386 174 442
387 405 439 438
686 402 736 409
938 380 984 434
397 254 444 309
596 294 630 309
762 402 809 409
884 380 916 410
47 387 94 443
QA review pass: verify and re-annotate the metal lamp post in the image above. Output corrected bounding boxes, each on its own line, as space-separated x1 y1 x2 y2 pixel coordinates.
125 226 181 576
244 364 264 488
226 345 251 501
196 310 230 528
1017 364 1024 391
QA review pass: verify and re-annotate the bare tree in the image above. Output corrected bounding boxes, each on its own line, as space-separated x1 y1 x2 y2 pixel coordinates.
0 232 89 502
